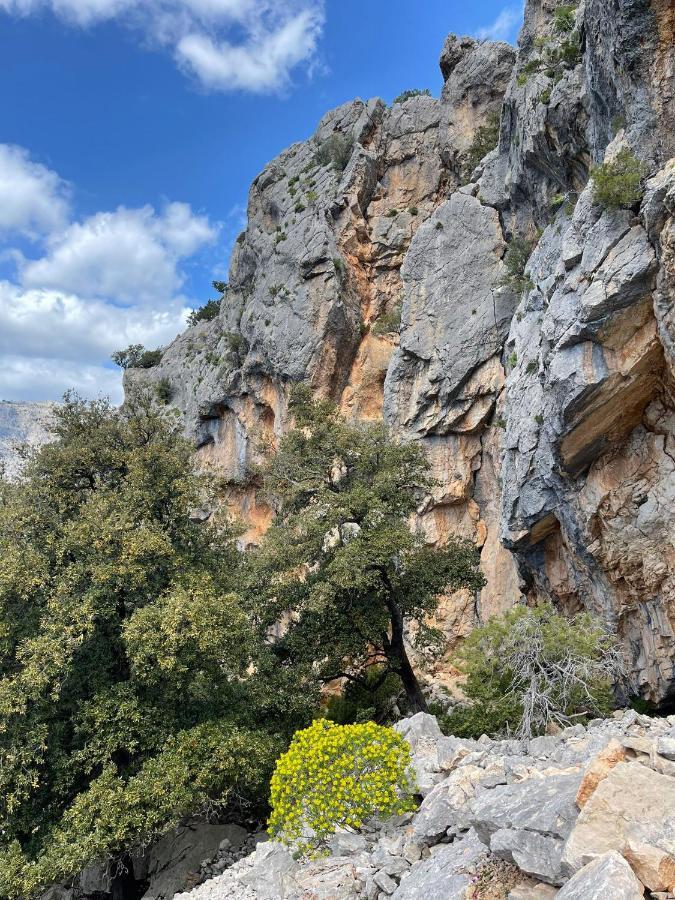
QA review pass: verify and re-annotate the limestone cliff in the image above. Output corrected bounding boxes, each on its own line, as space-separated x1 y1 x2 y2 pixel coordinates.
125 0 675 706
0 401 56 480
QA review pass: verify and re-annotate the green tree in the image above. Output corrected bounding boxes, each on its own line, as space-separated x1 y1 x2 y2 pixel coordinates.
247 386 485 715
445 603 623 739
0 394 312 898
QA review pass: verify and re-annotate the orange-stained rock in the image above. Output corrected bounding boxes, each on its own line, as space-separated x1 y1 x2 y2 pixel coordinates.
576 739 628 808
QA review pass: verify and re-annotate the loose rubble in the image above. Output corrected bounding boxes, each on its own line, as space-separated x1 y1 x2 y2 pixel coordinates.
173 711 675 899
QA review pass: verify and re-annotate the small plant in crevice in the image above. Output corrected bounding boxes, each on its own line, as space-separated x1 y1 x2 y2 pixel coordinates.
462 111 500 179
408 206 419 216
212 280 228 294
314 133 354 173
506 351 518 370
386 208 398 218
591 147 648 209
154 377 173 405
534 413 544 425
525 360 538 374
553 3 578 34
495 416 507 429
499 235 536 296
225 332 250 366
371 304 402 336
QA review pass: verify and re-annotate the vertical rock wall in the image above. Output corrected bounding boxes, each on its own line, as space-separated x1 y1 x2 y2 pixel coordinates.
125 0 675 705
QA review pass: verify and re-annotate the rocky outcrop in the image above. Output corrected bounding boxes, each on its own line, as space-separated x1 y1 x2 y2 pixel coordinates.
171 711 675 899
125 0 675 705
0 400 55 479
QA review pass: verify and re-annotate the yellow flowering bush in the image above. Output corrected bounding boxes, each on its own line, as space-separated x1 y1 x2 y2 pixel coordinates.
268 719 416 855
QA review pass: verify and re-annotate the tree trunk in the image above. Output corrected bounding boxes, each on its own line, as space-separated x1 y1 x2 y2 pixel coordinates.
384 593 428 714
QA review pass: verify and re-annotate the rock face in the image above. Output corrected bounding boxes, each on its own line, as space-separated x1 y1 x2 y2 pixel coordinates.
125 0 675 705
0 401 55 479
172 711 675 899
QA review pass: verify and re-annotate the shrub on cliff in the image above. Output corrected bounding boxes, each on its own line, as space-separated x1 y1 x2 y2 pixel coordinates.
314 133 354 173
111 344 163 369
245 385 485 715
187 298 220 327
393 88 431 104
0 394 312 899
268 719 416 856
463 111 500 178
591 148 648 209
444 603 623 739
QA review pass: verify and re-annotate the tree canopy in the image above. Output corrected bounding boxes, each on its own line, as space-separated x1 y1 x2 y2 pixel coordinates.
0 394 314 899
245 386 485 714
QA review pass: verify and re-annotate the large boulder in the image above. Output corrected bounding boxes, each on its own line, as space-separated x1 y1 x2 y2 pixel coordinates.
562 760 675 892
555 851 644 900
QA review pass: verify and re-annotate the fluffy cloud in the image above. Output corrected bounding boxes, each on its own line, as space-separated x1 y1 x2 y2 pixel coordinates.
0 145 218 402
0 0 325 93
475 5 523 43
0 144 70 238
21 203 216 305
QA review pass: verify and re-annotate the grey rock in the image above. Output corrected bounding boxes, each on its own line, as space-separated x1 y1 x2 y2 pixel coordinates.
467 772 582 843
555 852 644 900
0 400 56 479
391 830 486 899
507 884 558 900
238 842 298 899
491 828 565 885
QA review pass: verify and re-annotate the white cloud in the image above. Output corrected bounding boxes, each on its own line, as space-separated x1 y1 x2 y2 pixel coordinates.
0 144 219 402
0 282 187 363
0 144 70 238
475 5 523 43
0 354 124 403
0 0 325 93
21 202 216 304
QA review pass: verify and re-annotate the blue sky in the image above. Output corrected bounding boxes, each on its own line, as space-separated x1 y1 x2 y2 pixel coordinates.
0 0 522 402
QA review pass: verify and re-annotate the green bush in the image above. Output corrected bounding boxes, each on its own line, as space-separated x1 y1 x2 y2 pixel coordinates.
463 111 500 178
154 378 173 404
591 148 648 209
187 299 220 327
111 345 163 369
315 134 354 173
393 88 431 104
225 332 250 365
444 604 622 738
371 304 402 336
499 236 536 296
553 4 577 34
212 280 228 294
268 720 416 856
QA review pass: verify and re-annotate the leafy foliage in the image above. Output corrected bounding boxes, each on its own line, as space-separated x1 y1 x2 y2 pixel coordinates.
246 386 485 713
111 345 163 369
187 299 221 327
268 720 415 856
463 112 500 178
498 235 536 296
315 134 354 173
325 666 406 726
553 4 577 33
591 148 648 209
371 304 402 336
444 604 622 738
0 395 312 897
393 88 431 104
